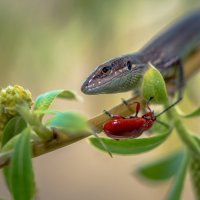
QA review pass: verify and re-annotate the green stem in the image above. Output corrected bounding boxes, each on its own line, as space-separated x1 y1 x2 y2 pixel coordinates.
165 105 200 199
174 116 200 198
190 155 200 199
163 102 200 156
16 104 53 141
174 117 200 156
174 113 200 199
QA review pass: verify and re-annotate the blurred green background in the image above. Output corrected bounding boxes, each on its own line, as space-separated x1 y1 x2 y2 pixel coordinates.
0 0 200 199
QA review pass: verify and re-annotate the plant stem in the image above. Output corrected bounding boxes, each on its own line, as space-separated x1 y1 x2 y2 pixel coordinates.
167 107 200 200
190 155 200 200
16 104 53 141
173 111 200 200
174 116 200 155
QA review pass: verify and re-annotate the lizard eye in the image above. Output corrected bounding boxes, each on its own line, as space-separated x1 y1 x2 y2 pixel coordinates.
127 61 132 70
101 66 111 74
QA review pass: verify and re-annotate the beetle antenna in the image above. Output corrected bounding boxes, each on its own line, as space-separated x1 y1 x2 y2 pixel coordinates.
155 97 182 118
146 97 154 112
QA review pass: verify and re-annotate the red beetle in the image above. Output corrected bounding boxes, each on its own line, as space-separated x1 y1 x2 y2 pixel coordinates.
103 97 175 139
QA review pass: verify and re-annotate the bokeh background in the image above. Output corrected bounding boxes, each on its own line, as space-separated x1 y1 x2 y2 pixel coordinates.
0 0 200 199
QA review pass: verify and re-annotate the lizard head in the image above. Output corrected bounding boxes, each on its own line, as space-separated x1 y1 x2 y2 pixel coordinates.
81 54 147 95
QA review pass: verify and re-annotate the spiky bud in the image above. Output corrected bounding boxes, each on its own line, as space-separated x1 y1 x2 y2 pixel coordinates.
0 85 33 131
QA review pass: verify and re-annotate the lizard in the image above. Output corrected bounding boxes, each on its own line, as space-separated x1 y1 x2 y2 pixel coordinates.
81 10 200 102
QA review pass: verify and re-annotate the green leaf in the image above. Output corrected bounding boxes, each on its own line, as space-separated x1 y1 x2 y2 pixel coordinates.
3 166 11 191
34 109 60 116
142 63 168 104
177 107 200 118
2 134 21 152
89 129 171 155
34 89 79 112
47 112 90 134
136 149 185 181
3 128 35 200
166 150 188 200
2 117 26 147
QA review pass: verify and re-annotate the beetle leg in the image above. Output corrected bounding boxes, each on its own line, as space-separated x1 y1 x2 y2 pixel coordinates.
156 58 184 118
121 98 134 112
103 110 113 118
146 97 154 112
103 110 123 119
164 57 184 101
121 98 140 117
175 59 184 101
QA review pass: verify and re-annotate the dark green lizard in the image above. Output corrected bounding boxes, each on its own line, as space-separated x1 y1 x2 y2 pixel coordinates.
81 11 200 97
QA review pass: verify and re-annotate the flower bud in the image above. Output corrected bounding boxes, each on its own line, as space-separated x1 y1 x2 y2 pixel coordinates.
0 85 33 131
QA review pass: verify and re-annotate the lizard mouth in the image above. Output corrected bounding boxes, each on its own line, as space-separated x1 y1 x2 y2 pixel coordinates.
81 66 141 95
81 80 108 95
81 70 136 95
